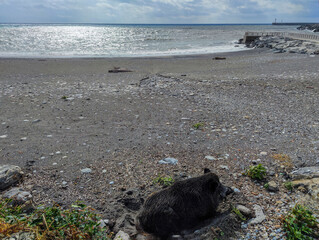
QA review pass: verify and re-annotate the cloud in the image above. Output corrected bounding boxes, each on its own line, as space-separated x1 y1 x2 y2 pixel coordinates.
0 0 317 23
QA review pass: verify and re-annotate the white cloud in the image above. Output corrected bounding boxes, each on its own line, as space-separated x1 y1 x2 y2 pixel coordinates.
0 0 316 23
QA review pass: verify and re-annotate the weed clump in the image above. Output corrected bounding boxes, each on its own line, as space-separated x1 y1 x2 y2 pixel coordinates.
153 175 174 187
245 164 267 180
272 154 293 169
0 200 111 240
192 122 204 130
231 206 246 221
281 204 319 240
284 181 294 191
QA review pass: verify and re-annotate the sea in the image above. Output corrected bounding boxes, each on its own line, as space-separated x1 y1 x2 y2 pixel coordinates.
0 24 310 58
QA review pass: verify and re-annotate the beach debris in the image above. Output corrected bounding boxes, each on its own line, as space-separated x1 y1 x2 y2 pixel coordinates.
213 57 226 60
108 67 133 73
0 135 8 139
0 165 24 190
158 157 178 165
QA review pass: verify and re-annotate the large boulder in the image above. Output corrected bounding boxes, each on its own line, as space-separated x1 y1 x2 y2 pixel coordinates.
0 165 24 191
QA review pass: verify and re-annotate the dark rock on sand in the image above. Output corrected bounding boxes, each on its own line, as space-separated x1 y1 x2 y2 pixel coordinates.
0 165 24 191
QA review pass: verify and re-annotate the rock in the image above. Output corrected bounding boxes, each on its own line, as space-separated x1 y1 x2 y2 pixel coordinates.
249 205 265 225
267 181 279 192
236 205 253 217
291 167 319 180
0 135 8 139
293 177 319 199
0 165 24 191
114 230 130 240
114 213 136 236
81 168 92 174
158 157 178 165
205 156 216 161
260 152 268 156
2 232 35 240
3 188 32 204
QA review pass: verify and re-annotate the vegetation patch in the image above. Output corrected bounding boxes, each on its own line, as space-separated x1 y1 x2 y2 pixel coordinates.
272 154 294 169
0 200 111 240
284 181 294 191
245 164 267 180
192 122 204 130
231 206 246 221
153 175 174 187
281 204 319 240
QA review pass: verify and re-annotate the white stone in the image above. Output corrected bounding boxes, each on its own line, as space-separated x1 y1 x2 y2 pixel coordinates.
205 156 216 161
81 168 92 174
114 231 130 240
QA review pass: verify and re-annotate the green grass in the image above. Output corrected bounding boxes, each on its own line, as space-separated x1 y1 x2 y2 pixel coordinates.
284 181 294 191
0 199 111 240
153 175 174 187
231 206 246 221
281 204 319 240
192 122 204 130
245 164 267 180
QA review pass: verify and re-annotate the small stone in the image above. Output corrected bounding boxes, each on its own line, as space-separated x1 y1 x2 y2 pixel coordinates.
102 169 107 173
32 119 41 123
81 168 92 174
236 205 252 217
20 137 27 141
114 230 130 240
219 165 229 170
47 135 53 138
205 156 216 161
53 163 57 165
260 152 268 156
232 187 241 193
0 135 8 139
267 181 279 192
158 157 178 165
99 219 109 228
62 181 67 185
109 181 114 185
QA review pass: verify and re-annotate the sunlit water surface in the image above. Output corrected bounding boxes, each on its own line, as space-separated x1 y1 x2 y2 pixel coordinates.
0 24 308 58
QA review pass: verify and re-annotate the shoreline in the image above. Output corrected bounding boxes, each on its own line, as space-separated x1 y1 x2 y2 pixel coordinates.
0 46 250 60
1 49 319 239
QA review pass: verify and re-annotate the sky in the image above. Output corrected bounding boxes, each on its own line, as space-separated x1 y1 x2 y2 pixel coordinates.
0 0 318 24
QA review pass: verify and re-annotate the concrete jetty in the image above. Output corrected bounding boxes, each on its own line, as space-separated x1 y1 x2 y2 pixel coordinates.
243 32 319 44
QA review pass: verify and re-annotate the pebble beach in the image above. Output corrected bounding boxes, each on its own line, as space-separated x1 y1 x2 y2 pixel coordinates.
1 49 319 239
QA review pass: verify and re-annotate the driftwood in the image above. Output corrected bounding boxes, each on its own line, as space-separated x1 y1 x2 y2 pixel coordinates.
212 57 226 60
108 67 133 73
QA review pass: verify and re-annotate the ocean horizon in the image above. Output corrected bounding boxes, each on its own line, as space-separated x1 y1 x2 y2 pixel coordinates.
0 23 312 58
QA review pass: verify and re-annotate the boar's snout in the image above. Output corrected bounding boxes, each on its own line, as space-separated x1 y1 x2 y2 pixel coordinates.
220 185 233 199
